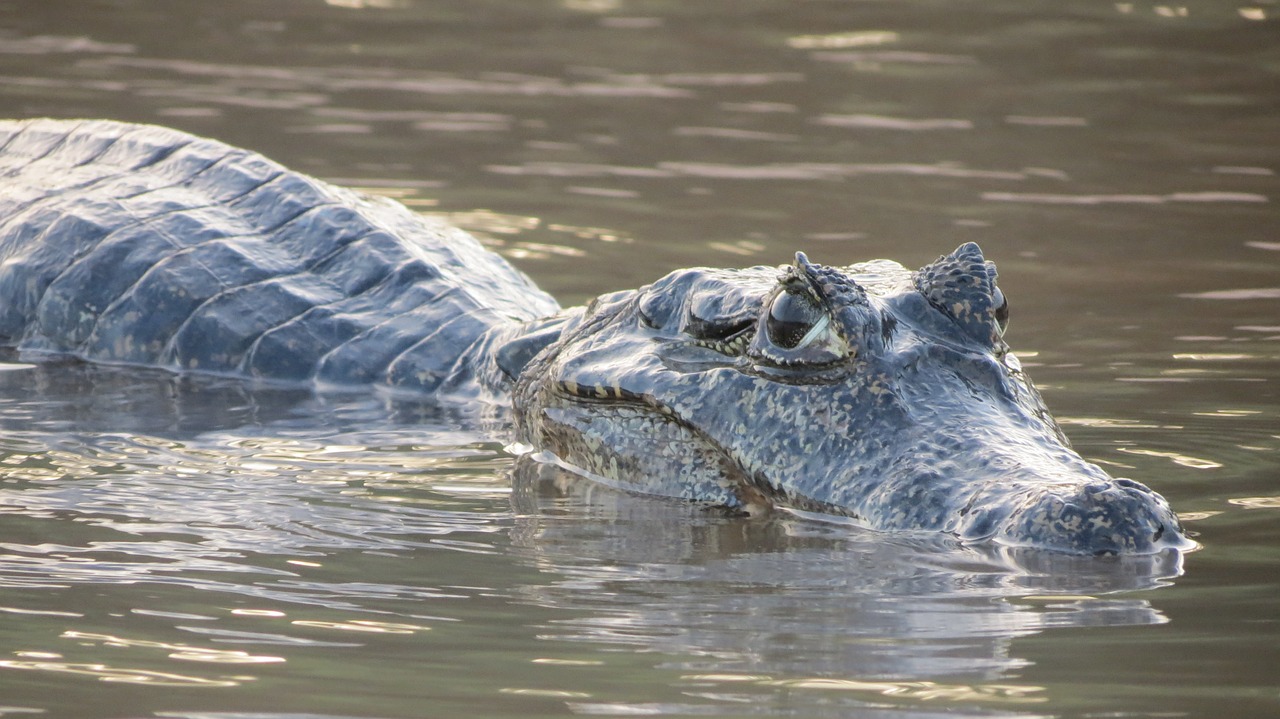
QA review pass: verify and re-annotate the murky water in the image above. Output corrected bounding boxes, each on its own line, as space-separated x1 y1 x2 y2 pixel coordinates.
1 1 1278 716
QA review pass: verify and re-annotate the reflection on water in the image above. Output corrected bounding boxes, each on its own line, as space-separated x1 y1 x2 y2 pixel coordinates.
0 361 1194 718
1 0 1279 716
510 459 1181 689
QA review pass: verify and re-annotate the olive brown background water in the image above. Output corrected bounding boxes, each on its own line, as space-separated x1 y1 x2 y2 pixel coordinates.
0 1 1277 717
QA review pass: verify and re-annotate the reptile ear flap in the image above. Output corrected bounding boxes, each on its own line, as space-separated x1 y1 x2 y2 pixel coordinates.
915 242 1006 346
496 320 565 381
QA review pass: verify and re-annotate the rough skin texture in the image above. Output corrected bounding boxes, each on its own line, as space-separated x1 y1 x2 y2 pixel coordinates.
0 118 557 400
514 249 1191 556
0 119 1191 555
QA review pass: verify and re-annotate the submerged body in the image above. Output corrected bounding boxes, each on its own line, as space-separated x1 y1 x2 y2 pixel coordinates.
0 119 1190 555
0 118 557 400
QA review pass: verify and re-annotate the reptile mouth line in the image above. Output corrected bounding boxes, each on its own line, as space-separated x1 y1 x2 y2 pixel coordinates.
4 119 1193 556
548 378 869 519
548 378 788 512
553 379 651 405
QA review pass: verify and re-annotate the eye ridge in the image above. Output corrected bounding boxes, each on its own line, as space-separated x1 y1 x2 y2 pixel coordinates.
637 293 672 329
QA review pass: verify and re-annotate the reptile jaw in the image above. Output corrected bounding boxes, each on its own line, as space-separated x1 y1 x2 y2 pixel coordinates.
539 380 778 513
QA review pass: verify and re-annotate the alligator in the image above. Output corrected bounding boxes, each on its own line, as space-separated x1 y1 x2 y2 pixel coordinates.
0 118 1191 556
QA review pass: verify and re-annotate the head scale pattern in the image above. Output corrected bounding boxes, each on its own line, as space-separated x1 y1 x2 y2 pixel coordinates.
914 241 1005 347
789 252 871 342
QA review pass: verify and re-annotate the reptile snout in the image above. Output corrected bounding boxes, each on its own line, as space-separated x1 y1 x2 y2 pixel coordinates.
998 479 1186 555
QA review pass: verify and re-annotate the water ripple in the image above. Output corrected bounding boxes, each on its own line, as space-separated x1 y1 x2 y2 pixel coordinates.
90 57 697 99
487 160 1029 181
812 50 978 65
814 114 975 131
983 191 1267 204
0 35 134 55
0 658 244 687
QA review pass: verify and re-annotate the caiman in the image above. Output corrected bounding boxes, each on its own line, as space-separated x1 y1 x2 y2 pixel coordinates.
0 119 1190 556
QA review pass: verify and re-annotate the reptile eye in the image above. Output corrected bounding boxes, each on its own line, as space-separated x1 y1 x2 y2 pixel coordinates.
993 287 1009 336
766 289 825 349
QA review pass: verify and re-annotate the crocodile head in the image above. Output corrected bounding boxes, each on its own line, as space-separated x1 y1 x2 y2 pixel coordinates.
512 243 1191 556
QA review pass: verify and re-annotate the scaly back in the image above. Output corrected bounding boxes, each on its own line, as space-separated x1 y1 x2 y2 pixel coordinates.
0 119 558 395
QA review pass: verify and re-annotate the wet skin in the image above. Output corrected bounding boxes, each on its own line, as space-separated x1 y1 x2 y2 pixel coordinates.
0 119 1190 556
513 244 1192 556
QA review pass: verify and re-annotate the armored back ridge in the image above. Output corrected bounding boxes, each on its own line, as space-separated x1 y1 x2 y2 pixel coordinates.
0 118 558 399
0 119 1193 556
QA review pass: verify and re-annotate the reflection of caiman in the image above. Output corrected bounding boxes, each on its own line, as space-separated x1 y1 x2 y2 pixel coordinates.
0 119 1190 555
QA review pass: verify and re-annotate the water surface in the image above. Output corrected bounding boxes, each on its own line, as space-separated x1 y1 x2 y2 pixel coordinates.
0 1 1277 717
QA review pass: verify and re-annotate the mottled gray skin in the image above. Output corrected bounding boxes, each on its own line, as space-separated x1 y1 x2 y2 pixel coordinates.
0 118 557 400
1 119 1190 555
514 249 1192 556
